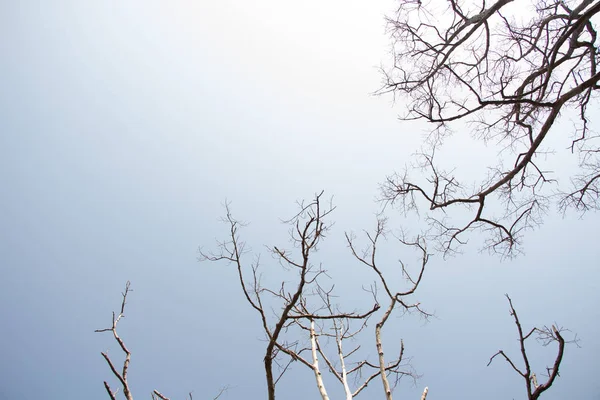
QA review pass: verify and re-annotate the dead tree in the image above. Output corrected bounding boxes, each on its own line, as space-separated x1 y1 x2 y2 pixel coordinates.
487 295 577 400
95 281 135 400
200 192 429 400
379 0 600 256
96 282 228 400
96 194 573 400
345 220 432 400
95 281 173 400
200 192 577 399
199 192 342 400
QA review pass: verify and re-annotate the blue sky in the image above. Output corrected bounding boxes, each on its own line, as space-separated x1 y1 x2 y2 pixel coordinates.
1 1 598 399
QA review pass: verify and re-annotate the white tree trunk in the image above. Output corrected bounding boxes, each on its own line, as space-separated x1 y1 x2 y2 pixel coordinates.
310 320 330 400
335 321 353 400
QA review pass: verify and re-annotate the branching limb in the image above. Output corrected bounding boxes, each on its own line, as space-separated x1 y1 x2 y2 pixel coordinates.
97 282 188 400
487 294 574 400
201 192 342 400
202 195 430 400
95 281 134 400
380 0 600 256
347 219 430 399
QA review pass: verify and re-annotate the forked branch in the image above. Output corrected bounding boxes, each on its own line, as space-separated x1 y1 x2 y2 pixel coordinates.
487 294 573 400
95 281 134 400
201 195 428 400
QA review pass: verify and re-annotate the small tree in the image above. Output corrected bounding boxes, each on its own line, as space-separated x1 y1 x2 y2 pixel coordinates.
95 282 228 400
199 192 429 400
97 193 576 399
196 192 573 400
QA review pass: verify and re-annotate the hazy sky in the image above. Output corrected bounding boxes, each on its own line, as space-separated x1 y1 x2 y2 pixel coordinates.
1 1 598 399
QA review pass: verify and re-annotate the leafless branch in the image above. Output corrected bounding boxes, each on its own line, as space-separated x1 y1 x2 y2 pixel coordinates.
202 195 430 400
380 0 600 256
97 282 194 400
487 294 573 400
152 390 170 400
346 219 430 399
201 192 345 400
95 281 134 400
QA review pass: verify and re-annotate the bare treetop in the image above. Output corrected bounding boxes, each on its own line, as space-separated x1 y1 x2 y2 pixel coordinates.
380 0 600 256
200 193 430 400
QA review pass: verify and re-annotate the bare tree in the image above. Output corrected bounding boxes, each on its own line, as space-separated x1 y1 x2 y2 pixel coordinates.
379 0 600 256
95 281 135 400
198 192 577 399
487 295 578 400
96 281 228 400
199 192 430 400
96 193 575 400
345 221 432 400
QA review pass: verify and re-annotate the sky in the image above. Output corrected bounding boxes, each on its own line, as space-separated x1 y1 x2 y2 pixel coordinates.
0 1 598 399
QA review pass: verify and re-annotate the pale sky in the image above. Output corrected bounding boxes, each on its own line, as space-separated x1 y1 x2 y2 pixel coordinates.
1 1 598 399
